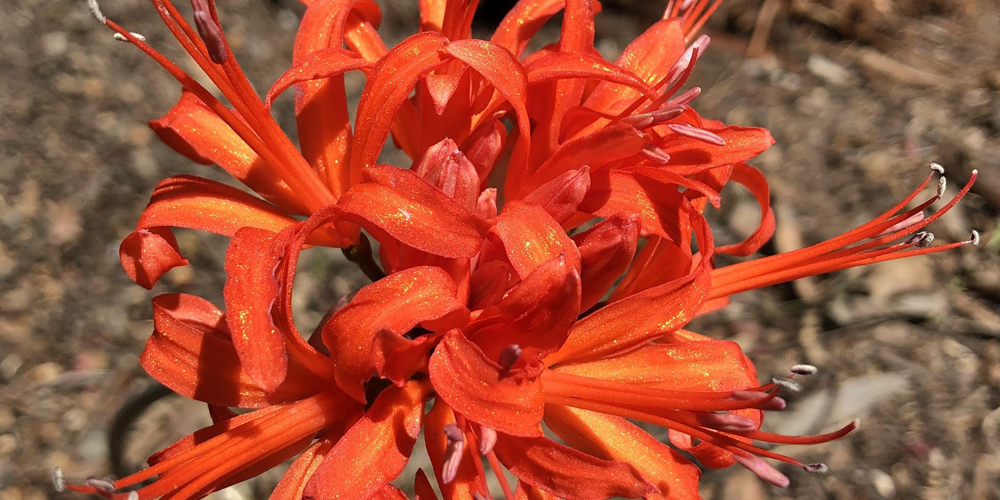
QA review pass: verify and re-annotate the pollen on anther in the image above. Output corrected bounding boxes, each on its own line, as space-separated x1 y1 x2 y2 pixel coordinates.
970 230 980 247
930 163 945 175
790 364 818 375
772 376 802 393
113 32 147 42
803 463 829 474
52 467 65 492
937 176 947 197
87 0 107 24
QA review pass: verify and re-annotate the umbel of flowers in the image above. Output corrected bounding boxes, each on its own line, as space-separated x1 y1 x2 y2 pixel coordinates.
59 0 979 499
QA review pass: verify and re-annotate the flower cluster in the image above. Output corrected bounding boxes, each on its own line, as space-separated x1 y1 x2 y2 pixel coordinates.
60 0 979 498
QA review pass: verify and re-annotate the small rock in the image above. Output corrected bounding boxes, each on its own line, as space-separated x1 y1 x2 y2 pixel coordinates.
0 487 22 500
867 258 934 303
807 55 855 85
0 408 14 433
41 32 68 56
46 201 82 245
0 355 22 381
27 362 62 385
0 435 16 457
871 469 896 498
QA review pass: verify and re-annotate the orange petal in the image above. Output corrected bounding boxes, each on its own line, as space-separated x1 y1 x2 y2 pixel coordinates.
141 294 322 408
350 32 449 182
609 235 692 301
338 165 491 258
468 260 513 310
150 91 308 214
492 433 650 500
372 328 438 387
266 47 372 108
514 482 557 500
716 163 774 256
223 227 290 393
304 382 429 500
658 125 773 174
322 266 469 402
525 50 657 102
579 167 692 242
413 138 481 211
546 269 710 365
544 405 701 500
414 469 439 500
460 119 506 183
429 331 544 437
522 166 591 225
571 213 640 311
489 201 581 279
372 485 409 500
468 255 581 360
268 437 336 500
491 0 592 58
119 227 188 289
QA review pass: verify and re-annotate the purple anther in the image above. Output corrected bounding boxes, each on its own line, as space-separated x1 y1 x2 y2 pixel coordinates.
190 0 227 64
639 144 672 164
790 364 818 376
696 412 757 432
442 424 465 484
478 426 498 455
498 344 522 372
771 376 802 393
667 123 725 146
733 454 791 489
665 87 702 107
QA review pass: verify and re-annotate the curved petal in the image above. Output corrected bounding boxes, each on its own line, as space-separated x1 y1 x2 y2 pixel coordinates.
546 269 710 366
350 32 449 183
338 166 491 258
372 485 409 500
522 166 591 225
119 227 188 289
413 469 439 500
150 91 308 214
266 48 372 108
609 235 692 301
304 382 429 500
468 255 581 360
525 51 658 102
141 294 322 408
579 167 691 242
223 227 290 393
716 163 774 256
269 437 336 500
544 405 701 500
322 266 469 402
429 331 544 437
488 201 581 279
658 125 773 174
492 433 650 500
491 0 592 59
372 329 438 387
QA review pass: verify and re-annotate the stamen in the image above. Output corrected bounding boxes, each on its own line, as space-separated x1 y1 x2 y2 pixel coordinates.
790 364 818 376
695 412 757 432
113 32 147 42
190 0 227 64
733 454 790 489
478 426 497 455
803 463 829 473
771 377 801 393
87 0 106 24
498 344 522 372
906 231 934 247
52 467 65 492
731 390 787 411
666 87 702 107
970 230 980 247
667 123 725 146
937 176 947 197
442 423 464 484
85 477 116 492
930 162 945 175
639 144 672 164
875 212 924 237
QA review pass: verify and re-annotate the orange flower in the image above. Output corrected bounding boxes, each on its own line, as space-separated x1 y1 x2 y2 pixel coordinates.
64 0 982 499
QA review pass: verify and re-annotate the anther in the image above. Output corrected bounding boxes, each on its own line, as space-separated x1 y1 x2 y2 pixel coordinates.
790 364 818 376
52 467 65 492
803 463 828 474
908 231 934 247
970 230 980 247
85 477 116 492
665 87 701 107
87 0 106 24
639 144 672 164
113 32 147 42
930 163 945 175
190 0 227 64
937 176 948 197
875 212 924 237
771 376 802 393
667 123 725 146
478 425 497 455
441 423 464 484
498 344 522 372
696 412 757 432
733 454 790 488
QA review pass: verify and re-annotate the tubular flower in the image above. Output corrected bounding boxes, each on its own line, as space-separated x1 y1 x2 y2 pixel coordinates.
65 0 983 499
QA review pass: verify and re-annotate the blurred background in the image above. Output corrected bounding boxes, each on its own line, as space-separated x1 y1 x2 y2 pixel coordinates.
1 0 999 498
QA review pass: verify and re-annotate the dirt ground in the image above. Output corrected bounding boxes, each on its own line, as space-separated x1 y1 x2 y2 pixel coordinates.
1 0 999 499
